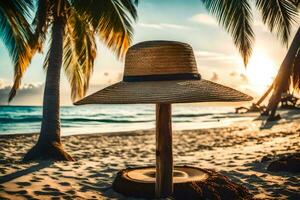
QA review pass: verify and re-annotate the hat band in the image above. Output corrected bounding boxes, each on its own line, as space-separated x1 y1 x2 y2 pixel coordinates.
123 73 201 82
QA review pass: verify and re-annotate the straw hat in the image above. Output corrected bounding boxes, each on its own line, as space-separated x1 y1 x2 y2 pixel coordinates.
75 41 252 105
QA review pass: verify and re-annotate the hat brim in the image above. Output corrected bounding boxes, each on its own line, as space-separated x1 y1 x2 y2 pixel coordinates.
74 79 252 105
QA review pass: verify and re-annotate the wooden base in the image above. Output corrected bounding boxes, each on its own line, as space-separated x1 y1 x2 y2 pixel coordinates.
112 167 253 199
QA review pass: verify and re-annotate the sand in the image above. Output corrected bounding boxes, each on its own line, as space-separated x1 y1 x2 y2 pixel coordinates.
0 112 299 200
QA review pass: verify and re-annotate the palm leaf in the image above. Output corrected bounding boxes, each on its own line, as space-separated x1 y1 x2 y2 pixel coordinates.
256 0 298 46
201 0 254 65
63 34 85 101
290 0 300 7
30 0 51 53
0 0 34 101
291 30 300 91
72 0 138 58
63 7 97 101
42 46 51 70
292 48 300 90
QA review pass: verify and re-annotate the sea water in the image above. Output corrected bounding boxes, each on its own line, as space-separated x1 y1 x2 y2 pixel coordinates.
0 105 254 135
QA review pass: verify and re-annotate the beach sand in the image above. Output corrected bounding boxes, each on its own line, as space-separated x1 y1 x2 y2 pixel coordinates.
0 112 299 199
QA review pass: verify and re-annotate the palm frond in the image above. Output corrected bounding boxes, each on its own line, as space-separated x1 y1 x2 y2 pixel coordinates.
291 29 300 91
256 0 298 46
289 0 300 7
72 0 137 58
272 27 300 93
63 8 97 101
292 48 300 90
63 34 85 101
30 0 51 53
201 0 254 65
133 0 139 6
43 47 51 70
0 0 34 101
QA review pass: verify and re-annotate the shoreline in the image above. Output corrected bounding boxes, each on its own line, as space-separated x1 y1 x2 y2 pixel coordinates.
0 110 294 138
0 115 256 137
0 122 251 138
2 108 300 137
0 104 253 136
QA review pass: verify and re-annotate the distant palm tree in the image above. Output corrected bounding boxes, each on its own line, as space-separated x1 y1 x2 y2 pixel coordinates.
9 0 137 161
258 1 300 120
201 0 300 119
0 0 34 92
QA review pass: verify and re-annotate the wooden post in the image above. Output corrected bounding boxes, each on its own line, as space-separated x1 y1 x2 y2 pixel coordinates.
155 103 173 198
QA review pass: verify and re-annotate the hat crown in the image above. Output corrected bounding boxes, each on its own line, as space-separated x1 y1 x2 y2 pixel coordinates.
124 41 199 77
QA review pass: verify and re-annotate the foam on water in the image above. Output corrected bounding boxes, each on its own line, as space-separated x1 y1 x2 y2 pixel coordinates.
0 105 254 135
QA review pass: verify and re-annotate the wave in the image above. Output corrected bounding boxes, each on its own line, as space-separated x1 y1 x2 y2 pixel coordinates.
172 113 212 118
0 114 214 124
0 117 42 123
173 120 193 123
63 118 154 123
0 117 154 124
211 114 249 119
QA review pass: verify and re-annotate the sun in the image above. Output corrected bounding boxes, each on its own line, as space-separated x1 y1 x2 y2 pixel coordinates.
245 50 277 95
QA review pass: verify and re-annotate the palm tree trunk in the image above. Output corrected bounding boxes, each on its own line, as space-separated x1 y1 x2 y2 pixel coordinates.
23 15 73 161
264 27 300 119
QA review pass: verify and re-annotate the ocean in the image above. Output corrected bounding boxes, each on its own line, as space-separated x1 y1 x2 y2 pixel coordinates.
0 105 254 136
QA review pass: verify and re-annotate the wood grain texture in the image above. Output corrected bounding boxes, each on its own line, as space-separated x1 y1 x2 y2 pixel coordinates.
155 103 173 198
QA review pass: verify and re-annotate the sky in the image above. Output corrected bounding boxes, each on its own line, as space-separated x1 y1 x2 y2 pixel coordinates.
0 0 298 105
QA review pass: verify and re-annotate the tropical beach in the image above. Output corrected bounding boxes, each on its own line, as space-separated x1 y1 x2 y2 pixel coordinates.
0 110 299 199
1 0 300 199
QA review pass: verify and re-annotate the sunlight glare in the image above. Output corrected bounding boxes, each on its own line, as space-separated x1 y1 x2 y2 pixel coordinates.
245 50 277 95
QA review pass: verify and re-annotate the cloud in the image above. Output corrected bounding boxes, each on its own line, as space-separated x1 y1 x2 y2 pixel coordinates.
230 72 237 77
253 20 269 33
195 50 240 63
210 72 219 82
229 71 249 83
0 83 43 105
138 23 162 29
0 79 4 89
189 14 218 27
138 23 189 30
161 23 188 30
190 13 268 32
240 74 249 83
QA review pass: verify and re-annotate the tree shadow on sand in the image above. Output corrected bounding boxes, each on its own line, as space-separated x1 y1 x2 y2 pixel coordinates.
253 114 280 129
74 164 148 199
0 161 53 184
256 108 300 130
220 159 300 200
76 169 123 199
259 120 279 130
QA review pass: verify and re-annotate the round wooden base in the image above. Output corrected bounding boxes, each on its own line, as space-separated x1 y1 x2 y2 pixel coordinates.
112 166 253 199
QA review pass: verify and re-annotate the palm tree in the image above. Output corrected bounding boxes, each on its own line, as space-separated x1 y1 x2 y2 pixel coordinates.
0 0 34 94
257 27 300 120
200 0 300 120
257 1 300 120
8 0 137 161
